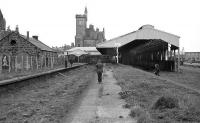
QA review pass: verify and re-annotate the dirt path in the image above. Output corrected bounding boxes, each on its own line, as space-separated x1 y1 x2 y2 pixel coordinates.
62 71 99 123
63 67 136 123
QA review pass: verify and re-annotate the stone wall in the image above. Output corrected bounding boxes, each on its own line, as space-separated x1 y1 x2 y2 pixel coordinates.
0 31 60 74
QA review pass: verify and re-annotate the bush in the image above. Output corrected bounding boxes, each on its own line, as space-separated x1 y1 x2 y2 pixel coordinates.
152 96 179 110
129 106 154 123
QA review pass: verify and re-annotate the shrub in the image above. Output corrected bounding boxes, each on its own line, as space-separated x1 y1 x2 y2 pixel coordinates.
129 106 154 123
152 96 179 110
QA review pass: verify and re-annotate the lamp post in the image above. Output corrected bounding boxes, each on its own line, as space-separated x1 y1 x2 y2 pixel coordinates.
114 43 121 64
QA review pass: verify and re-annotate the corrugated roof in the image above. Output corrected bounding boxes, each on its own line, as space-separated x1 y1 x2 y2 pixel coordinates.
97 25 180 48
21 35 54 52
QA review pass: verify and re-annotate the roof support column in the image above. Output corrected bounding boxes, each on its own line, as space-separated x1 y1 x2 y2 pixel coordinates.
174 49 177 72
178 48 180 72
165 49 168 61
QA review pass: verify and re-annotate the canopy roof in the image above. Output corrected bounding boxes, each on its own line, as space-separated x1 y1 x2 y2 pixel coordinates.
67 47 98 52
97 25 180 48
67 49 88 57
65 47 101 56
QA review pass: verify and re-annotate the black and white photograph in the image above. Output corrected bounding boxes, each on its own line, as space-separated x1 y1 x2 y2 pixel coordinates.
0 0 200 122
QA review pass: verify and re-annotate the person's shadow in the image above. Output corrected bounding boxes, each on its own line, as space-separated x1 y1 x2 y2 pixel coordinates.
98 84 103 98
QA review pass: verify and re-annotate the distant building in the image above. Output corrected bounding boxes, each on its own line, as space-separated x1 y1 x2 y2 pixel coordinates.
184 52 200 62
75 7 106 47
71 42 75 47
65 47 102 63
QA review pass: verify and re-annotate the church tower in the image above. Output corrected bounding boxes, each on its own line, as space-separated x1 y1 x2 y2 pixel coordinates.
75 7 87 47
0 9 6 31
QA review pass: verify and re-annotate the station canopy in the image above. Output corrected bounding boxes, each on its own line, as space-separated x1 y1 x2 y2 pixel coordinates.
67 49 88 57
65 47 101 56
96 25 180 51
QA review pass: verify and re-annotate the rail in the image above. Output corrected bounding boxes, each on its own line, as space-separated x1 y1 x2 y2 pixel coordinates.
0 64 87 86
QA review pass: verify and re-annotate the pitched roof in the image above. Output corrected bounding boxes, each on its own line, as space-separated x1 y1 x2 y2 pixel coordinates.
0 30 11 40
21 35 54 52
0 31 55 52
97 25 180 48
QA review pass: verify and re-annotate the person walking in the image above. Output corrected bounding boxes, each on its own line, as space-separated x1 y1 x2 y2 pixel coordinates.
154 64 160 76
96 59 103 84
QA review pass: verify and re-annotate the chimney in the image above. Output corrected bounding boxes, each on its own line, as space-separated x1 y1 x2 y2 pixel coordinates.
27 31 29 40
71 42 74 47
15 25 19 33
32 35 38 40
7 26 11 32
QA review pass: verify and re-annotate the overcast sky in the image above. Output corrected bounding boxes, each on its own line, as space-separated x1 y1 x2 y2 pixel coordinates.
0 0 199 52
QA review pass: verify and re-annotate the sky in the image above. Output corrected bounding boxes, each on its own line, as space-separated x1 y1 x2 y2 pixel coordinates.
0 0 199 52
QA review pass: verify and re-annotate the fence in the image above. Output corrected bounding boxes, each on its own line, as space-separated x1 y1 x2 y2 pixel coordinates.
0 54 65 80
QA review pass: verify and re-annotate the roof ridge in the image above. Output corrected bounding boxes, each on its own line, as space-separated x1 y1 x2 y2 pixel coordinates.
108 31 136 42
97 31 136 46
20 34 54 52
30 37 53 50
152 28 180 38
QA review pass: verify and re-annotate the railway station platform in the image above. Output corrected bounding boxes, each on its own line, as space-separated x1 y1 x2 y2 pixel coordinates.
0 63 86 86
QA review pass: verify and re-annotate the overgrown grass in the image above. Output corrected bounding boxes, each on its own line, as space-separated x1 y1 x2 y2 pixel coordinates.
113 64 200 123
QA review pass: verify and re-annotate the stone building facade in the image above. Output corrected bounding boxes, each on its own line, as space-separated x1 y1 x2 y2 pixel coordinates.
75 7 106 47
0 27 58 73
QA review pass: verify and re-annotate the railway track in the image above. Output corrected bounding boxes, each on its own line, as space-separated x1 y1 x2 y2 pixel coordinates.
0 64 95 123
0 64 86 86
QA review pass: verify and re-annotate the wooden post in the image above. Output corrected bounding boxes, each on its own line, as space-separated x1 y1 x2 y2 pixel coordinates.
166 49 168 61
22 55 24 71
178 48 180 72
53 56 54 68
44 56 46 68
116 47 119 64
174 50 176 72
0 55 2 74
30 56 32 70
15 56 17 72
9 56 11 73
51 56 53 68
36 56 38 70
163 50 166 60
26 55 29 70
